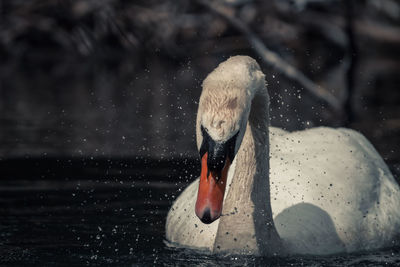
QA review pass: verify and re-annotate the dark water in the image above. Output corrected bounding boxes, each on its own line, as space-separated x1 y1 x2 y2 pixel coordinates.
0 158 399 267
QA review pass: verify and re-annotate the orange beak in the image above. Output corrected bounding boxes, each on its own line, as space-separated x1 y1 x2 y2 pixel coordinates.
195 152 231 224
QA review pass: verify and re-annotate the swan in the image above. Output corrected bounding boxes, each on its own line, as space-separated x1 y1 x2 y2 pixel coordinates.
165 56 400 255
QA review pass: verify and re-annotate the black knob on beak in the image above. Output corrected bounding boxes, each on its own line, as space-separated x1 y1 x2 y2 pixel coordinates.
200 126 239 174
207 142 227 172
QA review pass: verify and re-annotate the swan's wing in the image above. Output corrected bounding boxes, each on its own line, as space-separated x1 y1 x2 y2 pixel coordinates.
336 128 400 249
165 178 219 250
270 127 400 253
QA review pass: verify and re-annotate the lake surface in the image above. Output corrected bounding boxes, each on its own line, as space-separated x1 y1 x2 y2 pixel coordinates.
0 158 399 266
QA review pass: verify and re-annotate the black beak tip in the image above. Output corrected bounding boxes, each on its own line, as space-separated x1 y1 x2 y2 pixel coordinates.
199 208 213 224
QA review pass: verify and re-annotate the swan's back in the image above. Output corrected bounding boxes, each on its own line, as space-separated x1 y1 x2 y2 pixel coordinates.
270 127 400 253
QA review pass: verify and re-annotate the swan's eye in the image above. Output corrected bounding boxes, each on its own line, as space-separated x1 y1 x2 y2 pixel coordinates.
200 125 210 158
201 125 208 136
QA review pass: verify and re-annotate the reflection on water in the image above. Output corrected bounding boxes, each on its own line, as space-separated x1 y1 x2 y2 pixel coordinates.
0 159 399 266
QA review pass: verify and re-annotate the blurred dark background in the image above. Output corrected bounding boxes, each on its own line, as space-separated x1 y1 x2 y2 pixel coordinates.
0 0 399 176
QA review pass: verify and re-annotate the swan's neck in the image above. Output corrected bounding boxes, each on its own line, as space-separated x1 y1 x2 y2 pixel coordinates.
213 90 282 255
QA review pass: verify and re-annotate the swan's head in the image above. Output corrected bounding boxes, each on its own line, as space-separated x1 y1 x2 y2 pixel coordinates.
194 56 266 224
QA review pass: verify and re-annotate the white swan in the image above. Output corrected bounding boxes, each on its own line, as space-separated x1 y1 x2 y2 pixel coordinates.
165 56 400 255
